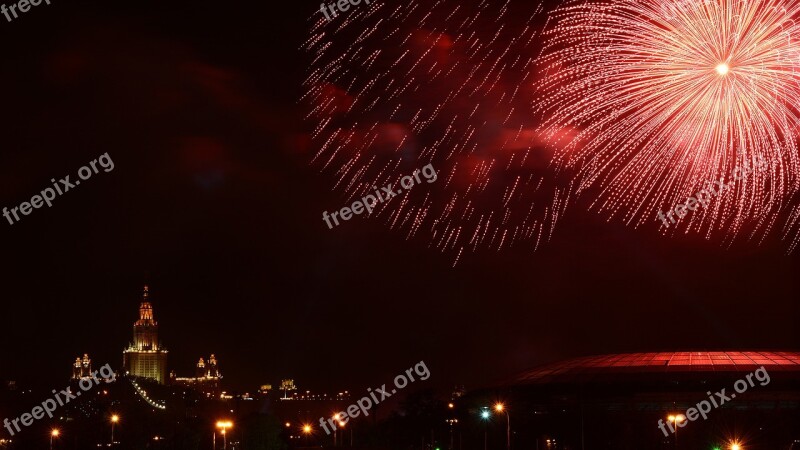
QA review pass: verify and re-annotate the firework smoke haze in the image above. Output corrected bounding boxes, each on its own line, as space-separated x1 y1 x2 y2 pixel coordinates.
303 0 574 264
536 0 800 245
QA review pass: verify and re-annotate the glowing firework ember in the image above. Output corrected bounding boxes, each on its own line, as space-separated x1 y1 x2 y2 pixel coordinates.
537 0 800 242
303 0 572 264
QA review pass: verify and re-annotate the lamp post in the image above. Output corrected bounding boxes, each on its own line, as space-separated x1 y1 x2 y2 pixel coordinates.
338 420 350 447
50 429 59 450
495 403 510 450
110 414 119 445
446 419 458 450
480 409 490 450
331 414 348 446
216 421 233 450
668 415 685 449
332 417 338 447
303 424 312 446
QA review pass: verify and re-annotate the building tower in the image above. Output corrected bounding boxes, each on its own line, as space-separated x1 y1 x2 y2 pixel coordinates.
172 355 223 397
196 358 206 378
122 285 168 383
280 379 297 399
72 354 92 379
207 354 220 378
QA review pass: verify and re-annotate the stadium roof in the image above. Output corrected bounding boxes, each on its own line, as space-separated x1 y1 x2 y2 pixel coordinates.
515 351 800 384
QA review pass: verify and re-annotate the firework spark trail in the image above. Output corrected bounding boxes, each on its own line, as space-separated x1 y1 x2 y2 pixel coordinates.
303 0 571 264
536 0 800 242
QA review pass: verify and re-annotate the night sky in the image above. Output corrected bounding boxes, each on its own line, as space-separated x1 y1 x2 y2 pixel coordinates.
0 0 798 394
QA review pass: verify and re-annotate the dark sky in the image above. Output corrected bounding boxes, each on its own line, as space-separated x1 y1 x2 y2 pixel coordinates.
0 0 798 394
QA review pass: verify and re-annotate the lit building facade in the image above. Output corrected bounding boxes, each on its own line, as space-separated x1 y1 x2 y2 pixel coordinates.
170 354 223 397
280 379 297 399
122 285 168 384
72 354 92 379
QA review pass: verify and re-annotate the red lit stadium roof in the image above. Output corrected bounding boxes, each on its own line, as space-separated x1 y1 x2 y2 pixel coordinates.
515 351 800 384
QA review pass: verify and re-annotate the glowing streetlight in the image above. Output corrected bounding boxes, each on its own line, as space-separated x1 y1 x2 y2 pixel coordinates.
730 443 742 450
50 429 60 450
216 421 233 450
494 403 510 450
337 419 352 447
110 415 119 445
480 408 490 450
668 414 686 449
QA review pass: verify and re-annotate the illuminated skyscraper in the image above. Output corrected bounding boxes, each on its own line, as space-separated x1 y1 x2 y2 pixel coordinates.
122 285 168 384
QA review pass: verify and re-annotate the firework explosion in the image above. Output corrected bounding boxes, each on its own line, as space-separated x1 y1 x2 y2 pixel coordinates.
305 0 800 259
303 0 573 264
537 0 800 244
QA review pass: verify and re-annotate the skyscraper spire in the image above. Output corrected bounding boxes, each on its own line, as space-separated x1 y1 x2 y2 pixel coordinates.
138 285 155 323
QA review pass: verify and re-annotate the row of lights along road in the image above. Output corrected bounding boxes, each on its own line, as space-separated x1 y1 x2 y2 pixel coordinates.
48 414 119 449
41 410 745 449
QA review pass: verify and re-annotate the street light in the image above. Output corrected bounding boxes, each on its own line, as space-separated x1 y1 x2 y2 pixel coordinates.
303 424 312 446
331 413 349 446
338 420 352 447
730 442 742 450
50 429 60 450
446 419 458 450
216 421 233 450
480 409 490 450
110 414 119 445
332 415 339 446
668 414 685 449
495 403 510 450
